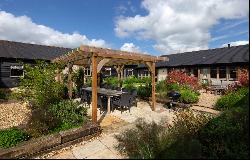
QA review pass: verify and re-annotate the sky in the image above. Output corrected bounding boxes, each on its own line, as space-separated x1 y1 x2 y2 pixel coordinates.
0 0 249 55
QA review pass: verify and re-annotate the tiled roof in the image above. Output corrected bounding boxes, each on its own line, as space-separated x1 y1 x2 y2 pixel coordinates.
138 44 249 68
0 40 72 60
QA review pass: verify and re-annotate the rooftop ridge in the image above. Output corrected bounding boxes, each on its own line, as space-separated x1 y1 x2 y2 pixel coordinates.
0 39 72 50
161 44 249 57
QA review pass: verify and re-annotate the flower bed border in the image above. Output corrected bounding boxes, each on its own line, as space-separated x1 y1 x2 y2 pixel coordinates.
0 122 101 159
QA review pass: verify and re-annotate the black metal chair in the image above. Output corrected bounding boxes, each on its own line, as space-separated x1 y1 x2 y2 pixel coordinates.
112 92 134 113
81 89 91 108
98 94 108 114
130 89 138 107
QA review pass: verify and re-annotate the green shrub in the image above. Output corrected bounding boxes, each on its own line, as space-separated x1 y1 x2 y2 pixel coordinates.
124 83 136 91
26 108 61 137
215 87 249 110
123 75 139 84
49 100 89 129
0 128 30 148
18 61 65 108
85 77 92 87
72 68 85 94
0 90 7 100
104 77 120 87
115 118 168 159
140 77 151 84
156 80 168 93
198 94 249 159
137 83 152 98
167 83 181 91
179 89 199 104
115 109 211 159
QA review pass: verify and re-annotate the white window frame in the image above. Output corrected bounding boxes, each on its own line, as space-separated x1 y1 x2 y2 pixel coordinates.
10 65 24 78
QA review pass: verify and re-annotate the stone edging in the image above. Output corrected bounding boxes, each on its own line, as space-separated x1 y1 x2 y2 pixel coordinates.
0 123 102 159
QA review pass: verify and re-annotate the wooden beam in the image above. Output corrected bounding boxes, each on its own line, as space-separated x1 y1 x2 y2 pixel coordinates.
68 63 73 99
97 58 110 73
91 55 98 123
151 62 156 111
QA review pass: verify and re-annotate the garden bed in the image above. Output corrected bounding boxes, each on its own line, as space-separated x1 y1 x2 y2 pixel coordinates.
0 123 101 159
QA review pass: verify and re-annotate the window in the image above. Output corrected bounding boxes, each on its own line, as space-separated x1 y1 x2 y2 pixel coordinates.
84 67 91 76
219 66 226 78
210 67 217 78
229 66 237 79
202 68 208 79
10 65 23 77
193 68 198 77
127 69 133 76
102 67 111 76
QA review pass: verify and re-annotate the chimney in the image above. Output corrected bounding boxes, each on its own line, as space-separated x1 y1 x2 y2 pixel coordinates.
228 44 230 48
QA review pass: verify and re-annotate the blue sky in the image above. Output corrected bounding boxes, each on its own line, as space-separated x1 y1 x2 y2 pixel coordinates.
0 0 249 55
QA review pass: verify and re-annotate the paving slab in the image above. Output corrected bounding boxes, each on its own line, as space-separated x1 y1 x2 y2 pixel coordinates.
50 150 76 159
72 140 107 159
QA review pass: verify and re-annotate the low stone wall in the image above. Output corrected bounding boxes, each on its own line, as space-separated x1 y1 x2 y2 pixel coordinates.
0 123 101 159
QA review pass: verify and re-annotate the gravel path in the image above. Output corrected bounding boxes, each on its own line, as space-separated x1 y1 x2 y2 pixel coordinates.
0 101 31 130
195 90 221 108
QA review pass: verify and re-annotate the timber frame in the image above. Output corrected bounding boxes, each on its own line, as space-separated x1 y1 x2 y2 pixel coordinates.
53 45 168 123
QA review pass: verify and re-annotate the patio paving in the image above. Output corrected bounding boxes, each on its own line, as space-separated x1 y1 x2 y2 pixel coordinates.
37 98 220 159
38 101 175 159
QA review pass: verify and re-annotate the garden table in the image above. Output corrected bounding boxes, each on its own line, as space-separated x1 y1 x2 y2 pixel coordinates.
82 87 127 113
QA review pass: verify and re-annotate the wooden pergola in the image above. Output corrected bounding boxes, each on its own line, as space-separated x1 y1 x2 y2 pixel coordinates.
53 45 168 123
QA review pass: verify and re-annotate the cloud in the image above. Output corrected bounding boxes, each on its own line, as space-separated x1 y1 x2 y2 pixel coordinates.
218 19 248 31
120 43 141 52
115 0 249 54
211 30 249 42
222 40 249 47
0 11 107 48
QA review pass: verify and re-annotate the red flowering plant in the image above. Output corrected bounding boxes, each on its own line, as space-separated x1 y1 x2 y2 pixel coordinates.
166 70 199 90
226 68 249 94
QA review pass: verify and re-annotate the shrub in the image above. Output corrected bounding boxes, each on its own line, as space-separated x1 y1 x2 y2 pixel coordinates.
0 90 7 100
25 108 61 137
0 128 30 148
85 77 92 87
124 83 136 92
115 109 211 159
156 80 168 93
115 118 168 159
123 75 139 84
166 70 199 90
104 77 120 87
49 100 89 132
72 68 85 95
198 94 249 159
18 61 64 108
238 68 249 87
137 83 152 98
215 87 249 110
179 89 199 104
166 83 181 91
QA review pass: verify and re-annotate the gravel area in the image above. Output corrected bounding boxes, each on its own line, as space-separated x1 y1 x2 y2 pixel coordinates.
195 90 221 108
0 100 31 130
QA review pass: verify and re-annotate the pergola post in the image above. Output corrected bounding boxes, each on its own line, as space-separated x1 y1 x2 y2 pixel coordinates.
146 61 156 111
91 55 98 123
68 63 73 99
151 62 156 111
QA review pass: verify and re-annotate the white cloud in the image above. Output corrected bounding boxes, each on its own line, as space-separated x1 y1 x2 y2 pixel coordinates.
222 40 249 47
115 0 249 54
0 11 107 48
120 43 141 52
